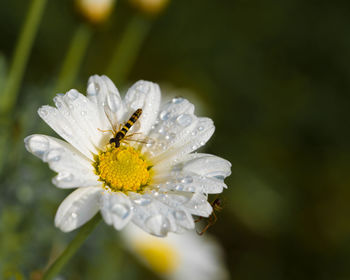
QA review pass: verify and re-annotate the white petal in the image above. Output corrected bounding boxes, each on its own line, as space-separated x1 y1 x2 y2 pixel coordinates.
153 117 215 165
149 191 195 231
180 153 232 180
55 90 111 150
54 187 102 232
156 153 231 180
172 207 195 231
123 80 161 136
130 193 176 236
87 75 125 126
100 191 133 230
24 134 100 188
184 192 212 217
38 104 95 159
154 173 225 194
142 98 196 157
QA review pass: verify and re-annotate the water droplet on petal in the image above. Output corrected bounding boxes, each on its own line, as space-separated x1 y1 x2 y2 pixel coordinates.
186 186 195 192
38 107 49 117
67 90 79 100
176 114 192 127
26 135 49 157
198 126 204 131
111 203 131 220
172 97 184 104
56 172 74 183
175 184 184 191
174 210 186 220
71 212 78 219
87 82 99 96
158 127 166 135
159 111 171 121
133 196 152 206
181 176 193 184
45 149 62 162
146 215 170 236
54 97 64 109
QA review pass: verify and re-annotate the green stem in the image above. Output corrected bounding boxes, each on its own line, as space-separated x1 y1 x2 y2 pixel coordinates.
42 214 102 280
106 14 152 85
0 0 47 115
55 23 93 93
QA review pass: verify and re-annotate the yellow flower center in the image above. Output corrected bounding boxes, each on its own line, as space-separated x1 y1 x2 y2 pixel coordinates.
135 239 180 275
94 146 152 193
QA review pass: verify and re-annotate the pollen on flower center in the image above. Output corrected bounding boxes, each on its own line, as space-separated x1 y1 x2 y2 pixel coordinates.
94 146 152 193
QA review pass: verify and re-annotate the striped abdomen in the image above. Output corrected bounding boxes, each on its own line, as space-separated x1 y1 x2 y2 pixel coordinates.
110 108 142 147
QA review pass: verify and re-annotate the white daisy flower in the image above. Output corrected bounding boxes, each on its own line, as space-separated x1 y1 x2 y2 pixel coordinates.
121 223 229 280
24 75 231 236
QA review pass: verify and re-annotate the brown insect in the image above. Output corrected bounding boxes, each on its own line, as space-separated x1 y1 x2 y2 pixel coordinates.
195 197 224 235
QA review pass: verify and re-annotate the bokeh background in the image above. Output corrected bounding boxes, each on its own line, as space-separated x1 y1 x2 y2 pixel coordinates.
1 0 350 279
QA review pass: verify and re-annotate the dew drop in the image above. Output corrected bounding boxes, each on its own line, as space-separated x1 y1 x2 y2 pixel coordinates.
146 140 155 148
67 90 79 100
56 172 74 183
94 83 100 93
146 215 170 236
38 107 49 117
87 82 99 96
45 149 62 162
54 97 63 109
198 126 204 131
156 142 165 149
186 186 195 192
71 212 78 219
111 203 131 219
175 184 184 191
26 135 49 157
133 196 152 206
176 114 192 127
174 210 186 220
171 165 182 172
172 97 184 104
158 127 166 135
181 176 193 184
159 110 171 121
153 191 159 197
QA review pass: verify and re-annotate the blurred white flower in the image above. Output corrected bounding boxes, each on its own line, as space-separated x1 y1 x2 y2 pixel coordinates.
25 75 231 236
122 223 229 280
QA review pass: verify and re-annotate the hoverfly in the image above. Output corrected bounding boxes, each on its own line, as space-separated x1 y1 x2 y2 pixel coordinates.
101 107 153 147
109 108 143 147
196 196 224 235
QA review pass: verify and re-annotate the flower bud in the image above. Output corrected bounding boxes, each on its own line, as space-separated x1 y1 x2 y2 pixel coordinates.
129 0 169 16
76 0 116 24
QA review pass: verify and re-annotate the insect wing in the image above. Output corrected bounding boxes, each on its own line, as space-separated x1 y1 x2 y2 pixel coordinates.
103 104 119 132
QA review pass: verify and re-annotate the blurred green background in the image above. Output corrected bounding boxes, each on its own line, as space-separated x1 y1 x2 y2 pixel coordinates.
1 0 350 279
